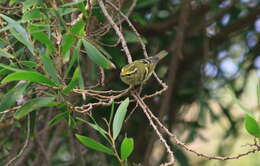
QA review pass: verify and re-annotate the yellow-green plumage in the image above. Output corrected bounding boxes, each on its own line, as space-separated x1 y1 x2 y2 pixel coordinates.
120 50 168 85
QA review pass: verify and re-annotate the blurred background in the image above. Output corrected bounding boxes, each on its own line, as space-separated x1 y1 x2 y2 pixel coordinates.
0 0 260 165
121 0 260 165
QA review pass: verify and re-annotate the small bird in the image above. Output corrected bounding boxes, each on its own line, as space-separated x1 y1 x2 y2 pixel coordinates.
120 50 168 85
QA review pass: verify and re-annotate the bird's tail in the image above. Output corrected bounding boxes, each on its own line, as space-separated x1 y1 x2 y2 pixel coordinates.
155 50 168 60
149 50 168 63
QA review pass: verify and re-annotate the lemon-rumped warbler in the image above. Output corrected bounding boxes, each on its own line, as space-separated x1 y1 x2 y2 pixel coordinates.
120 50 168 85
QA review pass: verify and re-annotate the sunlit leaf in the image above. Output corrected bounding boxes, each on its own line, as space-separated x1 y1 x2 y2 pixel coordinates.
120 137 134 160
1 71 58 87
82 39 116 69
71 19 85 35
75 134 114 155
244 114 260 138
112 98 129 139
0 14 34 55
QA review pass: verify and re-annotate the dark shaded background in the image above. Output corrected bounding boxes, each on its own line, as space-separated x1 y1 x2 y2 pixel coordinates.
0 0 260 165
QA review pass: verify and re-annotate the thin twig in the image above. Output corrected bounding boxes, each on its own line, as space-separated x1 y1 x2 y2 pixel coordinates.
98 0 133 63
105 0 148 58
106 0 168 94
90 0 137 38
132 91 175 166
99 66 105 87
145 102 260 160
0 106 21 114
70 0 94 25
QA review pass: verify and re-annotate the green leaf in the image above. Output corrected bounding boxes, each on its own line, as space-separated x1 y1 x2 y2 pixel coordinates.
22 8 46 21
65 41 81 76
62 67 80 94
48 111 69 126
29 26 55 52
62 50 70 63
244 114 260 138
91 42 112 59
124 31 147 44
1 71 58 87
61 20 85 56
82 39 116 70
71 19 85 35
0 63 24 72
61 0 84 7
0 69 10 76
130 12 147 25
62 34 75 56
0 48 14 59
76 117 108 135
0 83 28 113
23 0 40 11
76 117 109 141
106 47 126 68
14 97 55 119
112 98 129 139
76 1 87 17
0 14 34 55
120 137 134 160
109 100 115 124
75 134 114 155
20 61 37 69
56 8 77 16
39 54 60 85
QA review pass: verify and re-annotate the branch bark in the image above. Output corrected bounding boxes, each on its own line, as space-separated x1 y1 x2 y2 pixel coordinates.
143 0 191 165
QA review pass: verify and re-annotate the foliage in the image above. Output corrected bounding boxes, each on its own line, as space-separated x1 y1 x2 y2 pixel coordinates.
0 0 259 166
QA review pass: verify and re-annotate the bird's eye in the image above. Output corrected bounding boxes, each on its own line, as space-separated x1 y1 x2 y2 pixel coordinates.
142 59 150 65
